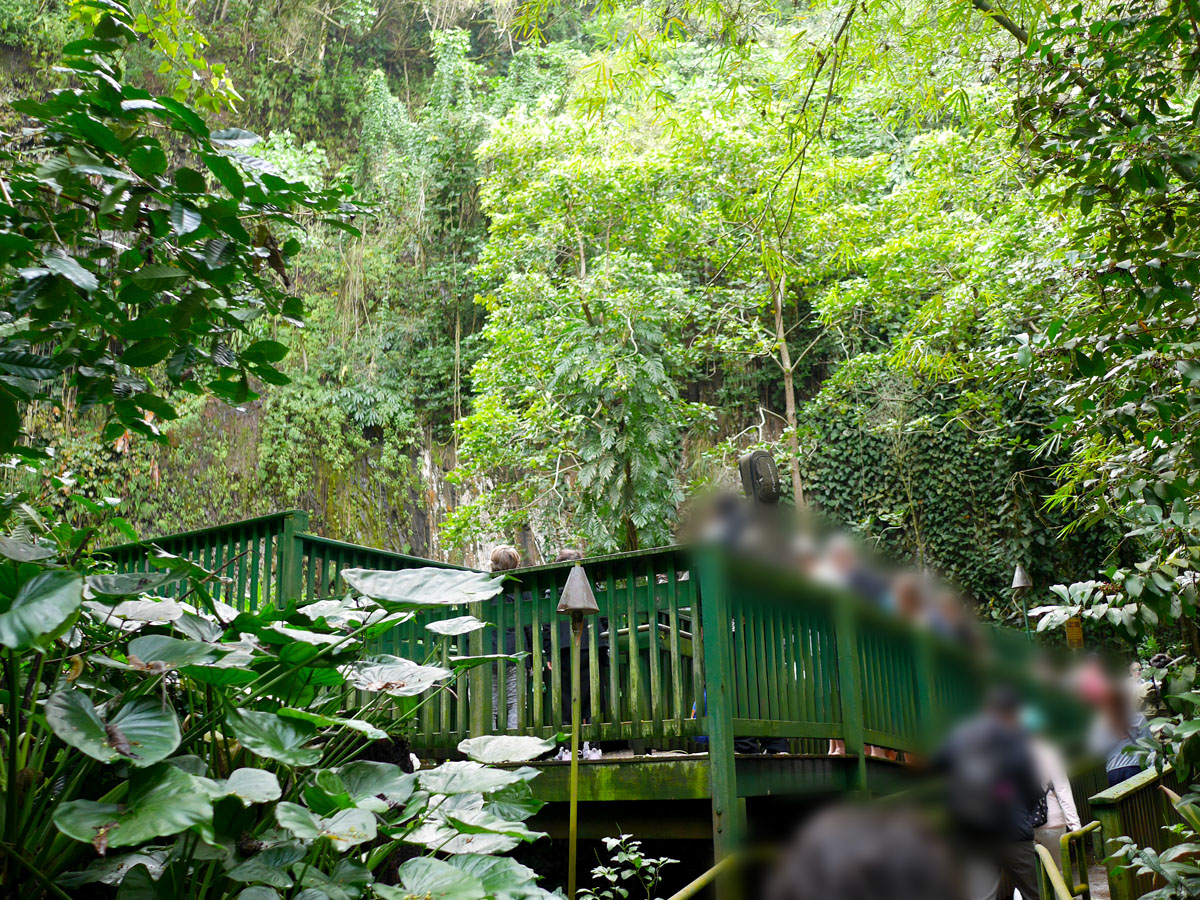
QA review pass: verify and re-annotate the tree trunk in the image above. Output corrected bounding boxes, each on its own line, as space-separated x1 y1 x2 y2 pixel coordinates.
774 272 805 510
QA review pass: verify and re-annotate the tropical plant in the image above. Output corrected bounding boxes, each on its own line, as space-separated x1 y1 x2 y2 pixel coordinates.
0 495 560 899
578 835 676 900
0 0 355 453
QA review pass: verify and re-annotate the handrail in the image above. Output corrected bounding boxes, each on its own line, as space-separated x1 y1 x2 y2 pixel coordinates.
1037 843 1080 900
100 509 308 555
1090 766 1183 900
1060 821 1101 900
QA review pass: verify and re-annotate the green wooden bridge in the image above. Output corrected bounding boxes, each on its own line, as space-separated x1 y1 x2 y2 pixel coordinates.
104 511 1177 898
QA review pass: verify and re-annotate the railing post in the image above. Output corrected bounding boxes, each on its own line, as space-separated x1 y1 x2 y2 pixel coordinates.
1091 799 1134 900
278 510 308 606
833 600 868 794
697 548 744 869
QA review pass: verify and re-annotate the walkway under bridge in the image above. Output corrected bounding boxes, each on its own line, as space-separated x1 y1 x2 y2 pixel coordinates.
105 510 1168 898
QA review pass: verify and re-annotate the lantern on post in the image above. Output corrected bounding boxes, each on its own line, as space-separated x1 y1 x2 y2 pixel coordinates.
1012 563 1033 638
557 563 599 900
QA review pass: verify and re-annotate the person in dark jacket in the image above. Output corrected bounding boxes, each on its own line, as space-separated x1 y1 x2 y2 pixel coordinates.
935 686 1042 900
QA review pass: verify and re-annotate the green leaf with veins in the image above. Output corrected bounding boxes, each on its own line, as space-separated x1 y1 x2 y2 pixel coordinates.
0 570 83 650
46 692 180 767
226 708 321 766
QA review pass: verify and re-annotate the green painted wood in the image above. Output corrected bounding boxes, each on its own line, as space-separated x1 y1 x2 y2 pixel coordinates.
834 597 868 793
697 551 744 861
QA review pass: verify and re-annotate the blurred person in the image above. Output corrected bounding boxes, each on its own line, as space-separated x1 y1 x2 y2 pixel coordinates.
890 572 926 622
813 535 890 606
1023 707 1082 872
766 805 965 900
929 588 978 646
490 545 521 731
1091 678 1151 786
935 686 1043 900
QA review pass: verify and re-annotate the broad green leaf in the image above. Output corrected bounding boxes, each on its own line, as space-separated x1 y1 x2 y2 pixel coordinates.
226 843 305 887
54 764 214 849
131 264 188 289
0 535 56 562
446 855 544 900
457 735 557 764
44 253 98 291
275 803 376 850
277 707 387 740
210 128 262 147
170 202 202 235
224 768 282 805
391 858 486 900
333 761 415 811
337 655 452 696
0 569 83 650
339 567 504 611
427 615 488 636
127 634 225 669
226 708 321 766
86 570 185 596
46 692 180 767
58 851 170 887
417 761 527 796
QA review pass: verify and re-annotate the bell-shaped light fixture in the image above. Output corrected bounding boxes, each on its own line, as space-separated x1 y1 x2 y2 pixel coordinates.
557 564 599 617
1012 564 1032 592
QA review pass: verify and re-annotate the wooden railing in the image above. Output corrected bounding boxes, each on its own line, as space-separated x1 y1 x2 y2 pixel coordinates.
1091 766 1184 900
101 515 1084 792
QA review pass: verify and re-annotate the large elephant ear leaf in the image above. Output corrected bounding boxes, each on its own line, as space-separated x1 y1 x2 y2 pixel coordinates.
226 707 321 766
382 858 486 900
46 692 181 767
446 855 546 900
457 735 557 764
417 761 527 795
54 764 215 851
0 569 83 650
339 567 505 611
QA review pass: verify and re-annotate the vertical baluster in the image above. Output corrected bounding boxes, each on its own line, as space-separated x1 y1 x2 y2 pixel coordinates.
249 527 261 611
587 566 601 734
647 561 663 740
235 528 248 611
764 603 780 724
513 573 526 733
688 571 705 728
530 570 544 732
666 556 682 724
605 568 619 730
625 564 641 732
751 599 769 725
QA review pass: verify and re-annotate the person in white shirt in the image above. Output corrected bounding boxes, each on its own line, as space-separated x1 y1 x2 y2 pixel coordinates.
1030 730 1083 871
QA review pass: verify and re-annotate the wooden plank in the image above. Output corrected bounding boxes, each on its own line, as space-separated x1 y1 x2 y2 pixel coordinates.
514 576 527 732
647 562 663 739
696 551 744 863
666 557 682 722
606 568 620 726
626 564 641 727
834 600 867 793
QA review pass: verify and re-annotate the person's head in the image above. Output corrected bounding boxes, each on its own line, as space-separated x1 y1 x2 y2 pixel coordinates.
984 685 1023 726
825 535 859 575
554 549 584 563
766 805 964 900
891 573 925 620
489 545 521 573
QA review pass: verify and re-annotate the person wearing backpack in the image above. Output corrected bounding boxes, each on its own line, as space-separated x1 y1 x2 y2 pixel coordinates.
935 687 1043 900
